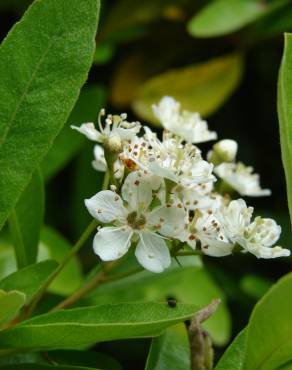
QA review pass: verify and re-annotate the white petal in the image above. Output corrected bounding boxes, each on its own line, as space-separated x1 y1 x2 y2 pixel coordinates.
135 231 171 273
93 227 132 261
147 205 187 239
121 171 153 211
85 190 126 223
92 145 107 172
71 123 102 142
244 242 290 259
200 237 233 257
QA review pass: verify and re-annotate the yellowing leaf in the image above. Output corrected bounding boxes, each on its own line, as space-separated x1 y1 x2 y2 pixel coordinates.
132 53 243 124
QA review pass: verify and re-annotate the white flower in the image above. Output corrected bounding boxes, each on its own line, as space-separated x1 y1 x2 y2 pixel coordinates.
85 171 186 273
152 96 217 144
135 127 215 188
71 110 141 151
220 199 290 258
214 162 271 197
92 145 124 179
208 139 238 163
185 210 233 257
174 182 224 212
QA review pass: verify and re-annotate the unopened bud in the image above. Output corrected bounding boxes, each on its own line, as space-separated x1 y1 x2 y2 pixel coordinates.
208 139 238 165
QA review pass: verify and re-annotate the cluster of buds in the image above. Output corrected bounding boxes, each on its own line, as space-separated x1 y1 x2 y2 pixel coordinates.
72 96 290 273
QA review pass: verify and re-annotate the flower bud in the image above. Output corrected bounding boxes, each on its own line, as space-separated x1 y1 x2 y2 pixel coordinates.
208 139 238 165
104 135 122 154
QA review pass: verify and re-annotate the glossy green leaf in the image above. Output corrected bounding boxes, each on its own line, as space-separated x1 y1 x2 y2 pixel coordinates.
278 33 292 225
42 86 106 181
0 365 102 370
215 330 246 370
243 272 292 369
0 0 99 230
0 303 198 350
145 323 190 370
0 260 58 304
39 227 83 296
86 257 231 346
8 170 44 268
0 290 25 327
133 53 243 124
187 0 272 38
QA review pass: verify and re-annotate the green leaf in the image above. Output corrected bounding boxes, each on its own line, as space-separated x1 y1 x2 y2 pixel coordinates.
42 85 106 181
0 260 58 304
86 257 231 346
0 290 25 327
8 169 44 268
187 0 275 38
133 53 243 124
39 227 83 296
278 33 292 225
145 323 190 370
0 0 99 230
0 365 102 370
243 272 292 369
215 330 246 370
0 302 198 350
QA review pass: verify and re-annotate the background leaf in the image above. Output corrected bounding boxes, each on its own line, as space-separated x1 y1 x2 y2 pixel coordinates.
278 33 292 225
0 290 25 327
0 0 99 229
145 323 190 370
132 53 243 124
0 260 58 304
0 303 198 350
39 227 83 296
8 169 44 268
42 85 106 182
187 0 284 38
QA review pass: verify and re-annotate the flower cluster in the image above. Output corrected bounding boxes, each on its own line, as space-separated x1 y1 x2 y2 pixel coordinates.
72 96 290 273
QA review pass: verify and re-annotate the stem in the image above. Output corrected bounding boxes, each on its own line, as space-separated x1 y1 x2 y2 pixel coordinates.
26 219 98 318
50 261 118 312
102 169 110 190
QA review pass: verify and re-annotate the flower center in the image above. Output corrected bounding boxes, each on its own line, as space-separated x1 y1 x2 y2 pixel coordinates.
127 211 146 229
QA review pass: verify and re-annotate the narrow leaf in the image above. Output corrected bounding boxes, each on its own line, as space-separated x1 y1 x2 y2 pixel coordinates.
145 324 190 370
86 257 231 346
8 169 44 268
0 290 25 327
133 53 243 124
0 303 198 350
0 0 99 229
278 33 292 225
0 260 58 304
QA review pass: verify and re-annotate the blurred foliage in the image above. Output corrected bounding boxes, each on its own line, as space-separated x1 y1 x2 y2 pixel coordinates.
0 0 292 369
